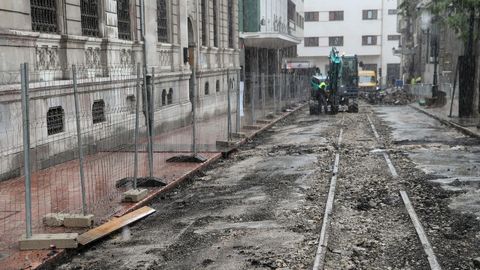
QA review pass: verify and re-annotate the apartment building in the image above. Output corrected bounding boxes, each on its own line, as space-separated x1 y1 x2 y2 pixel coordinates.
297 0 401 86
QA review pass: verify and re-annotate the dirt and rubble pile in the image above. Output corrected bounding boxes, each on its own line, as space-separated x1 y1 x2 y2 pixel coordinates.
381 88 416 105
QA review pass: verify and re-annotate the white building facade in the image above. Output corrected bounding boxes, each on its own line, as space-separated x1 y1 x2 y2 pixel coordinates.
297 0 401 85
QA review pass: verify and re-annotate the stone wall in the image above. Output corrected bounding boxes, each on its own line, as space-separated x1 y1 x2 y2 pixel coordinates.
0 0 241 180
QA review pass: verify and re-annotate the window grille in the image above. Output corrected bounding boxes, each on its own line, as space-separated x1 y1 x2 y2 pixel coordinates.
47 106 64 135
117 0 131 40
92 100 106 124
31 0 58 33
201 0 207 46
157 0 168 42
212 0 218 47
81 0 100 37
228 0 234 48
168 88 173 104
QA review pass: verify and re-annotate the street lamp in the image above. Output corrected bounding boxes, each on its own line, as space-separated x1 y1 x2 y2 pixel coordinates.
420 7 439 98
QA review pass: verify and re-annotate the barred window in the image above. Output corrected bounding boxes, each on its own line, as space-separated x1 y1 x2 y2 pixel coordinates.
212 0 218 47
117 0 131 40
31 0 58 33
92 100 106 124
228 0 234 48
47 106 64 135
81 0 100 37
168 88 173 104
157 0 168 42
201 0 207 46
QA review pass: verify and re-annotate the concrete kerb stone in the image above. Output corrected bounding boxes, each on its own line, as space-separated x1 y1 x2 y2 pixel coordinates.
409 104 480 139
216 140 238 148
19 233 78 250
122 188 149 203
43 213 94 228
43 213 67 227
63 214 94 228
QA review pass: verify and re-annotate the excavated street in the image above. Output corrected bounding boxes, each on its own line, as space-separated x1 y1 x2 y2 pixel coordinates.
56 104 480 270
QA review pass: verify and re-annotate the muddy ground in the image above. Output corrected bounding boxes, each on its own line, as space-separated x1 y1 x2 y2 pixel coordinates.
55 105 480 270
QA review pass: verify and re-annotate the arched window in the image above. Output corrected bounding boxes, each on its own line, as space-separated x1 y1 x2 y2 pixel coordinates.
168 88 173 104
92 100 106 124
201 0 207 46
47 106 64 135
157 0 168 42
205 82 209 95
117 0 131 40
216 80 220 92
31 0 58 33
162 89 167 106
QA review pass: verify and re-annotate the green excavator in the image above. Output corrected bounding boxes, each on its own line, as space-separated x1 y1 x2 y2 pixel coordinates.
310 47 359 115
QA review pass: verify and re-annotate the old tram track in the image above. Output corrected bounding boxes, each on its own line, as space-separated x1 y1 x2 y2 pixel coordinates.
313 106 441 269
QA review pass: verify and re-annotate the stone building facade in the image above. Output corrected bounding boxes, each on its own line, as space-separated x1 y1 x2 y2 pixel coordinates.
0 0 240 180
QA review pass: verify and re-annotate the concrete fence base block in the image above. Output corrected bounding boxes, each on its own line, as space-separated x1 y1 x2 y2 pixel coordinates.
43 213 67 227
216 140 238 147
63 214 94 228
256 119 272 124
243 125 263 130
122 188 149 203
232 132 247 139
19 233 78 250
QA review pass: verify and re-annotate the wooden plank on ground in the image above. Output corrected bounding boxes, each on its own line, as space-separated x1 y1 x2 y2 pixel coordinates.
77 206 156 246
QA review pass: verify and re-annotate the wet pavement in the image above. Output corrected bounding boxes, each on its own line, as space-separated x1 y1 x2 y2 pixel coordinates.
375 106 480 217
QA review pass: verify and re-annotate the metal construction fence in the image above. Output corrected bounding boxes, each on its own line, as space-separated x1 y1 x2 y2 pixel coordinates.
0 64 310 251
403 83 455 99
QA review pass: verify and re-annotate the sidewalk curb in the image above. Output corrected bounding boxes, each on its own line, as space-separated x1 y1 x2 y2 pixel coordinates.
33 103 307 270
409 104 480 139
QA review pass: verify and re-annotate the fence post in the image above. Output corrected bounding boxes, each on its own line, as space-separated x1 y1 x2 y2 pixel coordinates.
261 73 266 118
251 73 256 124
148 67 155 177
20 63 32 238
227 70 232 141
133 63 141 189
236 69 241 133
143 67 153 178
72 65 88 216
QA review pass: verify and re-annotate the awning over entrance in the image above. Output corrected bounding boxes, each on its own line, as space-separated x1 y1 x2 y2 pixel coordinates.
240 32 301 49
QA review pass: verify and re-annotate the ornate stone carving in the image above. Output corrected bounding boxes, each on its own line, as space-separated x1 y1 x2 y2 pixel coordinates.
35 45 60 70
85 47 101 69
120 49 133 67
